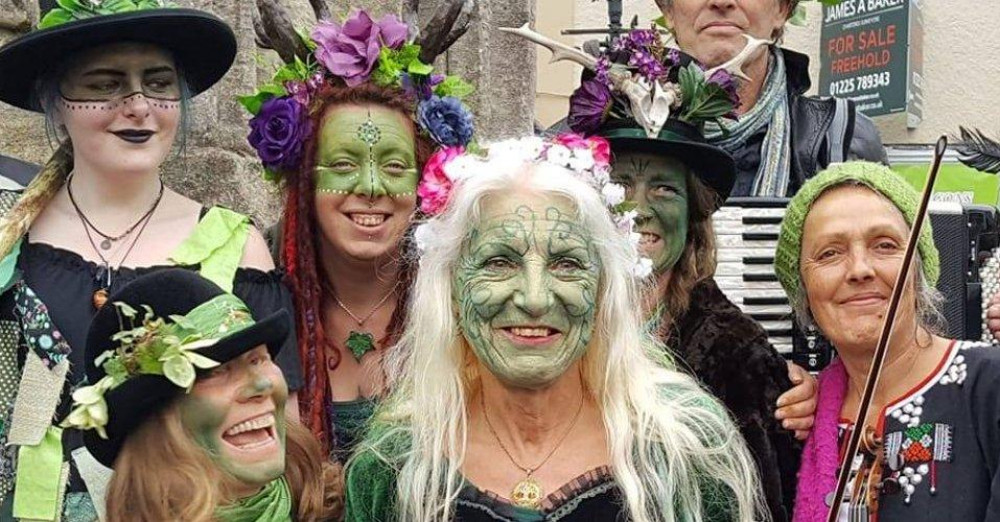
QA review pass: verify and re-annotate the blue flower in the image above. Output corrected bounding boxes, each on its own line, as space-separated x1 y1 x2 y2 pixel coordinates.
417 96 475 147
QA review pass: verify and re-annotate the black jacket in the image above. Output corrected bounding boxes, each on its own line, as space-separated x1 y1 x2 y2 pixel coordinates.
0 154 39 187
663 278 800 522
729 49 887 197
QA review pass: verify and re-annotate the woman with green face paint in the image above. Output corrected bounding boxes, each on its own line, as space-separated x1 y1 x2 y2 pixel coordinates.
506 24 819 522
0 3 304 518
344 136 766 522
68 269 341 521
243 9 477 463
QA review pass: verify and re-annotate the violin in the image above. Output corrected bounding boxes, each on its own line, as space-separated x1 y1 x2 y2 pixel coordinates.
825 137 949 522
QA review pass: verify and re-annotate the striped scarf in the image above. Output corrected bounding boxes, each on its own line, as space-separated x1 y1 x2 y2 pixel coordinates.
704 48 791 197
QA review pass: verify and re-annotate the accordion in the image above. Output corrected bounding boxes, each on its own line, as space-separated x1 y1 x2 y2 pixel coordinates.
712 197 999 372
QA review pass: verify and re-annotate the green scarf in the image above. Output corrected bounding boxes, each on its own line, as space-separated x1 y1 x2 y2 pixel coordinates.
216 477 293 522
704 47 791 197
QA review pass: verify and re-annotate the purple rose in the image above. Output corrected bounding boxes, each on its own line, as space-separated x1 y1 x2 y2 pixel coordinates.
568 79 613 135
417 96 475 147
708 69 741 116
311 10 409 87
248 96 311 172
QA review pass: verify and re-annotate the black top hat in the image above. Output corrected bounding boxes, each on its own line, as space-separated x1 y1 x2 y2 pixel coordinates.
0 8 237 112
81 269 290 468
598 118 737 203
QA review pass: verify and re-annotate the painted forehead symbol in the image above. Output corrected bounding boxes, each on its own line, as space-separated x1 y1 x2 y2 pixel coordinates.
356 113 382 146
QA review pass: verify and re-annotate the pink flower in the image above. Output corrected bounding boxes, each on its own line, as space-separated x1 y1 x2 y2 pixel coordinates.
552 133 591 150
553 133 611 167
311 10 409 87
418 146 465 215
589 136 611 166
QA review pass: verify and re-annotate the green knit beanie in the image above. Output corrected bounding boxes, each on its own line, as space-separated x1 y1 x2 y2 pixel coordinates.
775 161 940 310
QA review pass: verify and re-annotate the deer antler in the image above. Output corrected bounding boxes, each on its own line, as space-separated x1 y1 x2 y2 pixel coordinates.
403 0 420 27
502 23 677 138
308 0 331 21
254 0 311 63
499 23 598 70
417 0 475 64
704 33 772 81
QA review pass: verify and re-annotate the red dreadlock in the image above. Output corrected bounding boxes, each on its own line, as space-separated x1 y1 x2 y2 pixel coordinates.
281 82 432 452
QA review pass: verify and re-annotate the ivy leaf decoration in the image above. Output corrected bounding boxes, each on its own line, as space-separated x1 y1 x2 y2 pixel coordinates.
161 354 196 389
435 76 475 99
372 43 424 87
676 63 736 126
345 331 376 361
40 0 174 29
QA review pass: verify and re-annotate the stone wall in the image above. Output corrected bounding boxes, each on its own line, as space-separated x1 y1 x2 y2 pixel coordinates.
0 0 536 226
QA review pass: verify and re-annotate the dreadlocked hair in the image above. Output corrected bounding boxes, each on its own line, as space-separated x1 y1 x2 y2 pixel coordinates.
281 81 433 451
0 145 73 260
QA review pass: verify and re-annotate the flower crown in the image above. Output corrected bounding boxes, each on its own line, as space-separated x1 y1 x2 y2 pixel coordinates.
503 25 769 138
40 0 175 29
415 134 653 278
240 9 476 183
62 294 253 438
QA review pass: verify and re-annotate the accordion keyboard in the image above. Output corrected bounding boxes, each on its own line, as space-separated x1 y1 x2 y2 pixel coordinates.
712 198 794 355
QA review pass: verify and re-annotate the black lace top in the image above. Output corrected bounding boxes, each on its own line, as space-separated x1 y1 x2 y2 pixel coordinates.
455 467 624 521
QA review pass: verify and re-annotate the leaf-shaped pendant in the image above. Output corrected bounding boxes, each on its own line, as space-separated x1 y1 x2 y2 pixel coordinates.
346 331 376 361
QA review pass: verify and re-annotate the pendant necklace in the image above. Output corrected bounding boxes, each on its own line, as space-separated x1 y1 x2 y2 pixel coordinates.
480 389 585 509
329 280 400 361
67 174 164 250
68 175 165 308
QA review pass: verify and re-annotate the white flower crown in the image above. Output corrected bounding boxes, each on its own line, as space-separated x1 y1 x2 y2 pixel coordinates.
415 134 653 279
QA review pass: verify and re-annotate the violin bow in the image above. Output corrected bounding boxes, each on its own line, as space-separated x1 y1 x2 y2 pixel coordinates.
825 136 949 522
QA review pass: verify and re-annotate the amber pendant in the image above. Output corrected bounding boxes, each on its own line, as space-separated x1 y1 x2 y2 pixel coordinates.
511 476 543 508
92 288 108 309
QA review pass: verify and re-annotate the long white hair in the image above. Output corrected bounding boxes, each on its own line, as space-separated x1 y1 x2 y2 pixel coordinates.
360 142 766 522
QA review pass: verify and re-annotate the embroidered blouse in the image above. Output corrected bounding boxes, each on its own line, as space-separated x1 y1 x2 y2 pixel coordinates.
831 340 1000 521
0 199 302 521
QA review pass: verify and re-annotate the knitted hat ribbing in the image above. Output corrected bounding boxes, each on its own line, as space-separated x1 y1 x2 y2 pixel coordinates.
775 161 940 309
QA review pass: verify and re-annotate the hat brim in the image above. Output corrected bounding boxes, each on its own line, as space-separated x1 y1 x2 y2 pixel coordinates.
0 9 236 112
83 308 290 468
605 136 736 202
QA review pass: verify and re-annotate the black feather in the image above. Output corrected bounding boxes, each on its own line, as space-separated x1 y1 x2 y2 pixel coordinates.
956 126 1000 174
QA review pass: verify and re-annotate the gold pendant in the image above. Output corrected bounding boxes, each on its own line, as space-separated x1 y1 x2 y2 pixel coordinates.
511 476 543 509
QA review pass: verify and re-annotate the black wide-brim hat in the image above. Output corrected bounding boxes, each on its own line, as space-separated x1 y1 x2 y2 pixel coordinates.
0 9 237 112
599 118 737 203
81 269 290 468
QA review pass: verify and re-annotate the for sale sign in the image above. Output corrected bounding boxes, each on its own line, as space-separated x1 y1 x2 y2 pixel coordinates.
819 0 923 123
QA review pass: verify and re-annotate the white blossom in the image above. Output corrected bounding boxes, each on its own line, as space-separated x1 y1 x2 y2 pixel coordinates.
545 144 572 167
414 223 434 254
567 148 595 173
634 257 654 279
601 183 626 206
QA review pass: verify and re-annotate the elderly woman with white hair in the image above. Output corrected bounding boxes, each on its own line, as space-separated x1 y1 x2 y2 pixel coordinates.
776 161 1000 521
343 134 765 521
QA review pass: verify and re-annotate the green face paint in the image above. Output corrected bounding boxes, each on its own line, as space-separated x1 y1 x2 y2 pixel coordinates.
612 151 690 275
177 346 288 492
452 192 601 389
314 104 418 198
